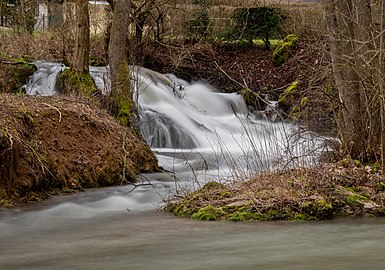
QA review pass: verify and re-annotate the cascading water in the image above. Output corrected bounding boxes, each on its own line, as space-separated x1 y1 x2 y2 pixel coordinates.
24 62 327 176
22 62 327 176
23 61 65 96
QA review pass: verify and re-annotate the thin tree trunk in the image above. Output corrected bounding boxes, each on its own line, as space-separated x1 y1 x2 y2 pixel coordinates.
73 0 90 73
108 0 133 127
325 0 366 159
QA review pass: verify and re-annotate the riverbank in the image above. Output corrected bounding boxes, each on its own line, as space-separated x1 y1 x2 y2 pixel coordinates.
0 94 159 207
165 161 385 221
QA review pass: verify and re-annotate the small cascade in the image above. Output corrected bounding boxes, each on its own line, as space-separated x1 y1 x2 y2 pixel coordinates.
24 61 64 96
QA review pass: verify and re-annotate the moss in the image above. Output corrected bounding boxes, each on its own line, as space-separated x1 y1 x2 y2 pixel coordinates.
375 182 385 192
0 60 37 94
58 68 98 96
116 98 131 127
345 194 368 206
278 81 299 112
174 203 195 217
272 34 299 65
262 209 282 220
298 199 333 220
191 205 224 221
293 213 312 221
228 210 260 221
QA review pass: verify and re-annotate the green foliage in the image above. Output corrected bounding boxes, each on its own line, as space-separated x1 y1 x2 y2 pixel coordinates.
225 7 285 48
187 1 211 42
272 34 299 65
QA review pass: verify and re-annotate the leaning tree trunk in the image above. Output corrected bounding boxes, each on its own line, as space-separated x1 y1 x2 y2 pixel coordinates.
108 0 133 127
73 0 90 73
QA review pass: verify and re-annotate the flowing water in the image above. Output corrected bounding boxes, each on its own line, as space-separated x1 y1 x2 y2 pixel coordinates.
1 63 383 269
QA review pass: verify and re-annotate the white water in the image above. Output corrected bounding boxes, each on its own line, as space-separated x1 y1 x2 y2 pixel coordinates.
24 62 328 177
1 63 369 270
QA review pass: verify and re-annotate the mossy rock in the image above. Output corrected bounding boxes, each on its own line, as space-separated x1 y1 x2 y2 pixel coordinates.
278 81 299 112
228 210 260 221
299 200 333 220
289 96 309 121
191 205 224 221
0 57 37 94
272 34 299 65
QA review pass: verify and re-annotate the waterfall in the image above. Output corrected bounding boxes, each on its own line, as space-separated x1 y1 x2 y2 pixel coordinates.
24 62 328 174
24 61 65 96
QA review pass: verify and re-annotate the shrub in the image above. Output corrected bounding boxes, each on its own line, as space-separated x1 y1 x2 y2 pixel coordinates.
225 6 285 48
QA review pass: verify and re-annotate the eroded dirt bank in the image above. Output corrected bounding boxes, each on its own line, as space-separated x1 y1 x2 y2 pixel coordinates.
0 94 159 206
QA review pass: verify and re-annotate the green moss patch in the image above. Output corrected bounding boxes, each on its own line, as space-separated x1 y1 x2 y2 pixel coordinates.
272 34 299 65
57 68 98 96
0 54 37 94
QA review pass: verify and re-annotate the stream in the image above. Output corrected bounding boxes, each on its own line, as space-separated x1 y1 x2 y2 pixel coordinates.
1 63 383 269
1 190 385 270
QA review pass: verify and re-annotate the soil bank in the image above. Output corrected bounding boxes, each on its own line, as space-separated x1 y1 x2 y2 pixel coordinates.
0 94 159 206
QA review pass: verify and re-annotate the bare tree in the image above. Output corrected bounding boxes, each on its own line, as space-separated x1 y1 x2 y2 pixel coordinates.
324 0 385 164
73 0 90 73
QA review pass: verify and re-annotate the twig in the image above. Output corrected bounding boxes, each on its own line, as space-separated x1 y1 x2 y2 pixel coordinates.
42 103 62 123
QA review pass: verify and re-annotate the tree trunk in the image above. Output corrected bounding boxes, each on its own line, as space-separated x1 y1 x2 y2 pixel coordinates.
325 0 366 159
108 0 133 127
73 0 90 73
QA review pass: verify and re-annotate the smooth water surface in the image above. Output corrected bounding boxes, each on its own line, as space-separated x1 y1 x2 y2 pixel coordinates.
1 184 385 270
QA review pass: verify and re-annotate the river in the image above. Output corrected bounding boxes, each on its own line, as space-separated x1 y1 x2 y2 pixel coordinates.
1 63 382 269
1 182 385 270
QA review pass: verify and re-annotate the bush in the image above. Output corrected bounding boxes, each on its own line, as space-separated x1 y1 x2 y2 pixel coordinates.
225 7 285 48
